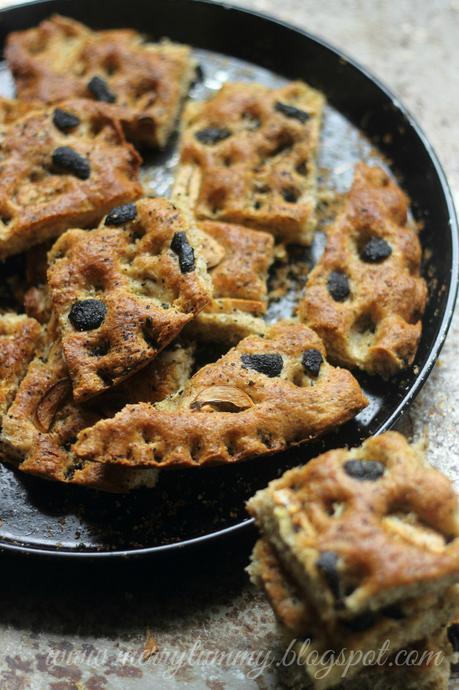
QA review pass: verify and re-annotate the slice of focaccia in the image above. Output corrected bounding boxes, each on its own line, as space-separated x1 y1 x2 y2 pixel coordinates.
5 14 196 148
0 320 193 492
73 321 367 469
173 81 324 244
247 432 459 625
249 539 459 689
185 220 274 344
0 313 42 421
298 164 427 377
47 197 212 402
0 98 142 260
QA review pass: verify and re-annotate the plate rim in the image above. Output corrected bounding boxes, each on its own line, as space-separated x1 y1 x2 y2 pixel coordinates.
0 0 457 559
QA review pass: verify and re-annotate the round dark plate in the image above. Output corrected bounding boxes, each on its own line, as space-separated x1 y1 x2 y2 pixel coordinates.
0 0 457 558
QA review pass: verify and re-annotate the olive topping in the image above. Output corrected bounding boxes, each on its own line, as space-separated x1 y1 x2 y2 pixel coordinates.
344 459 385 481
302 348 323 377
52 108 80 132
327 271 350 301
360 237 392 263
195 127 231 145
51 146 90 180
170 231 195 273
241 353 283 378
105 203 137 227
87 75 116 103
275 101 310 123
69 299 107 331
382 604 405 620
316 551 341 600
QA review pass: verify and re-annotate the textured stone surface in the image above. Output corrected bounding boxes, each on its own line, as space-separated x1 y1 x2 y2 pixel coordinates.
1 1 459 689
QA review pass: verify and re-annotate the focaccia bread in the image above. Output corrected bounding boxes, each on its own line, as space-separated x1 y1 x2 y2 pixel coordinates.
173 81 324 244
0 98 142 260
47 197 212 401
199 220 274 305
0 321 193 492
73 321 367 469
247 432 459 625
249 539 459 689
298 164 427 377
0 313 42 419
185 220 274 344
5 14 196 148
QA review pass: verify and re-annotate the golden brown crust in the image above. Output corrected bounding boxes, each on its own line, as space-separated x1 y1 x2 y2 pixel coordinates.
247 432 459 624
199 220 274 304
0 98 142 260
73 321 367 469
0 313 42 417
5 14 195 147
173 81 324 244
0 96 41 125
47 197 211 401
1 326 193 492
298 164 427 377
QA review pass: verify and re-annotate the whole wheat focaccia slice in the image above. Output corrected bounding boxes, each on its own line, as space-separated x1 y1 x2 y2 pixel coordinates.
5 14 196 148
298 164 427 377
47 197 212 402
0 313 42 420
0 98 142 260
173 81 324 245
185 220 274 344
73 321 367 469
0 321 194 492
249 539 459 690
0 96 42 125
247 432 459 626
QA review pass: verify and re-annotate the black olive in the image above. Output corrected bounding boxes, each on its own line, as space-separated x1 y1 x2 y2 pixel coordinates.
68 299 107 331
343 459 385 481
275 101 310 123
360 237 392 263
105 203 137 227
87 75 116 103
302 349 323 377
327 271 350 301
52 146 90 180
343 612 377 632
240 353 283 377
52 108 80 132
195 127 232 145
316 551 342 600
170 232 195 273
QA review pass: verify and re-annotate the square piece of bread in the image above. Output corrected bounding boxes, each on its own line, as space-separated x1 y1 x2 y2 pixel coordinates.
247 432 459 624
1 320 194 492
47 197 212 401
73 321 367 469
173 81 324 244
249 539 459 689
0 98 142 260
298 164 427 377
5 14 196 148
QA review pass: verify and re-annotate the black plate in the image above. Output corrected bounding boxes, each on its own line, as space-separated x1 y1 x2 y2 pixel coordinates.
0 0 457 558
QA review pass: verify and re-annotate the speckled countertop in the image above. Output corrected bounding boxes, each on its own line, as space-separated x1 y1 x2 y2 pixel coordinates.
1 1 459 689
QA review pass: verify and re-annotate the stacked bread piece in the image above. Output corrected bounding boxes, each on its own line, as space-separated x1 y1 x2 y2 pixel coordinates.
247 432 459 689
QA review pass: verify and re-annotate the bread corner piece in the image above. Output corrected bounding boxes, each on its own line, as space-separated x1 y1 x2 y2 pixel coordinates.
298 163 427 378
173 80 325 245
247 431 459 689
72 320 367 469
47 197 212 402
5 14 196 148
0 97 142 260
